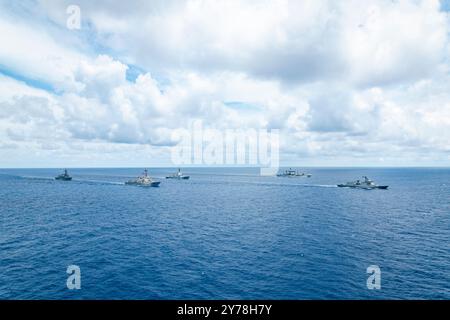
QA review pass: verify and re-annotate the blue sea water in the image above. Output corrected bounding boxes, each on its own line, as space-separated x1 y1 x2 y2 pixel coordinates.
0 167 449 300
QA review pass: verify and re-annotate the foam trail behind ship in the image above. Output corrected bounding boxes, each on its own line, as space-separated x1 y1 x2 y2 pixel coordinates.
19 175 125 186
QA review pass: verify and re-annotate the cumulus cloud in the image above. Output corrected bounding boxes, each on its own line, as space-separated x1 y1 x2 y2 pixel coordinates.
37 0 450 85
0 13 84 92
0 0 450 166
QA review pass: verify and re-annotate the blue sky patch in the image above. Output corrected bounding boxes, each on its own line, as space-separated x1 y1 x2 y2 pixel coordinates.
0 66 55 93
441 0 450 11
224 101 262 111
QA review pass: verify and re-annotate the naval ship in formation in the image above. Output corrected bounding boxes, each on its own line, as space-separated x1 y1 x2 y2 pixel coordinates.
55 169 72 181
166 168 190 180
125 169 160 187
277 168 311 177
337 176 388 189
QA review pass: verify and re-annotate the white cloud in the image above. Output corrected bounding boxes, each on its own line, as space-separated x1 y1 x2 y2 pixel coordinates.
0 0 450 166
341 0 449 87
0 13 84 92
37 0 450 85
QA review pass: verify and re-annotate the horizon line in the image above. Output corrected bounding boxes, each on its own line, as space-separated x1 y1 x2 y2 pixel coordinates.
1 165 450 169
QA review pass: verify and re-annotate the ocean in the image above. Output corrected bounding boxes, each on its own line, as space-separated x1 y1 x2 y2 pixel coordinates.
0 167 449 299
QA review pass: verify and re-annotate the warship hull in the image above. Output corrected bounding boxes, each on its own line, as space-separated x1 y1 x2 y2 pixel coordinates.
337 184 388 189
55 176 72 181
125 181 160 187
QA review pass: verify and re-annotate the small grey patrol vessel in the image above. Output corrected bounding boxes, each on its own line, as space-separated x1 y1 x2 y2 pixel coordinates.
55 169 72 181
166 168 190 180
277 168 311 177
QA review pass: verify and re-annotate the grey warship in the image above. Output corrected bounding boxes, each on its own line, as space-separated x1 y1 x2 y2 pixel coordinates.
338 176 388 189
166 168 190 180
55 169 72 181
125 169 160 187
277 168 311 177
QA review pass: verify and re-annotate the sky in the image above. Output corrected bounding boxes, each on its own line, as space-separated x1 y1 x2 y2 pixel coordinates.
0 0 450 168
